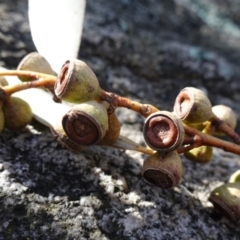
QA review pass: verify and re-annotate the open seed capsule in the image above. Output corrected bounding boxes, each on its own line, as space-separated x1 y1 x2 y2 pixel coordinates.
54 59 101 103
17 52 55 81
209 182 240 222
173 87 214 124
62 100 108 145
184 145 213 164
143 111 184 152
3 96 33 130
142 150 183 189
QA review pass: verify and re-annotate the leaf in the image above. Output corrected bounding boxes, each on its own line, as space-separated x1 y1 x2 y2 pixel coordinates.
28 0 86 73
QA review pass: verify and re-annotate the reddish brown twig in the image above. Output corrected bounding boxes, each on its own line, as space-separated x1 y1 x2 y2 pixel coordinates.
180 124 240 155
0 70 56 100
1 69 240 157
210 115 240 144
100 91 159 118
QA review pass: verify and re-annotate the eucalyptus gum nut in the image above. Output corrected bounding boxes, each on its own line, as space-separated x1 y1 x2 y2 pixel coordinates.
0 108 4 133
17 52 55 81
143 111 185 152
142 150 183 189
209 182 240 222
212 105 237 136
98 112 121 146
54 59 101 103
173 87 214 124
62 100 109 145
3 97 33 130
184 145 213 164
51 123 86 153
229 170 240 183
0 76 8 87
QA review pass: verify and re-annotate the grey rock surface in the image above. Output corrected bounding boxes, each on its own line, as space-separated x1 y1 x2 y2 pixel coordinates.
0 0 240 239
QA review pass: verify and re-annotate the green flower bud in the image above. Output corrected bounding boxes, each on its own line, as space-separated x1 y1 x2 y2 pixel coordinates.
17 52 54 81
229 170 240 183
3 96 33 130
184 145 213 164
212 105 237 136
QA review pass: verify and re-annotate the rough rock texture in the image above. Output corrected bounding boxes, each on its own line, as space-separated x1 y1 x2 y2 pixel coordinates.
0 0 240 239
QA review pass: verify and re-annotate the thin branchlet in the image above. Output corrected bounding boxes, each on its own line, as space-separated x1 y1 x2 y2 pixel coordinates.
1 68 240 158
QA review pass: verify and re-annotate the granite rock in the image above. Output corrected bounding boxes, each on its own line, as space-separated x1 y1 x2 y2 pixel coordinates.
0 0 240 239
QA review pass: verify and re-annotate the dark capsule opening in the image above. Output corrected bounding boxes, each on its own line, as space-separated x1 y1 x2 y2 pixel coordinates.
62 110 100 145
54 60 71 97
143 169 173 189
